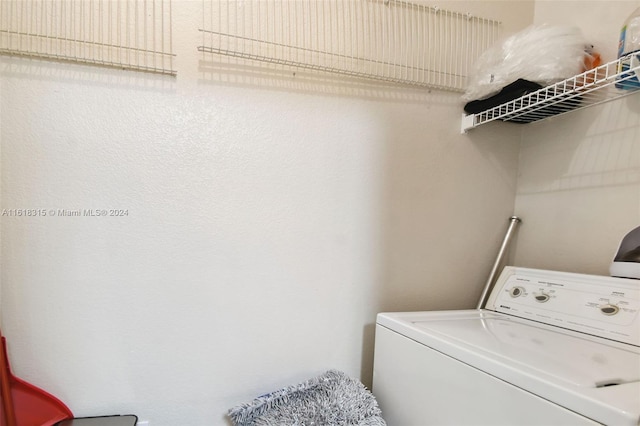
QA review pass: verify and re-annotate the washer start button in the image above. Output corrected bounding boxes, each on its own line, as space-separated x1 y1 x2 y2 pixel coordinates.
509 286 525 298
600 305 620 316
535 293 551 303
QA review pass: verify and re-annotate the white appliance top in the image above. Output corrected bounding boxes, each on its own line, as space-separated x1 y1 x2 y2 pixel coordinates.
376 267 640 426
485 266 640 346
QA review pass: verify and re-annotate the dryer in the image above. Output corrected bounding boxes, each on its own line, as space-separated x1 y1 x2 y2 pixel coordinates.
372 267 640 425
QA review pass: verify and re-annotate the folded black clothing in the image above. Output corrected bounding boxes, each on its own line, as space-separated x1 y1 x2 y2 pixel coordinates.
464 79 543 114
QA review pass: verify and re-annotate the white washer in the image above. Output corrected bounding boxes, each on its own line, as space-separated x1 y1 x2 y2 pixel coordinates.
372 267 640 425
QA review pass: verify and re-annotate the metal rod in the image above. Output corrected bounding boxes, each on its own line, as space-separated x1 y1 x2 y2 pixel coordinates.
477 216 522 310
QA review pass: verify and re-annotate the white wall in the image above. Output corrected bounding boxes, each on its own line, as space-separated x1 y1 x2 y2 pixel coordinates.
513 1 640 275
0 2 531 425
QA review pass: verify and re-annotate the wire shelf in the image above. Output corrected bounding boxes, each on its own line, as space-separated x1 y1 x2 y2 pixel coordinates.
0 0 176 76
198 0 501 92
461 53 640 132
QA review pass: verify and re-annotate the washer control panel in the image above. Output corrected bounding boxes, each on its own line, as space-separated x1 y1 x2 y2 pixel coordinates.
485 267 640 346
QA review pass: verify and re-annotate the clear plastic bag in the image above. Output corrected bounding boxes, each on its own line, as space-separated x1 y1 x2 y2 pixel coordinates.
463 24 589 102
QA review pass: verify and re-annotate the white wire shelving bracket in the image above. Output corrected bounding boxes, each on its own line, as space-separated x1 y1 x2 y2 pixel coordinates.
461 54 640 133
0 0 176 76
198 0 501 92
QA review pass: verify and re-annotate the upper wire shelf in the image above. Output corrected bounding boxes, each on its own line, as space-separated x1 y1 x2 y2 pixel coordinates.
198 0 501 92
461 54 640 132
0 0 176 76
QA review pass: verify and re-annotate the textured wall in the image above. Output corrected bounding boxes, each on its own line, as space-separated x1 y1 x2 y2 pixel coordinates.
1 1 529 425
514 1 640 275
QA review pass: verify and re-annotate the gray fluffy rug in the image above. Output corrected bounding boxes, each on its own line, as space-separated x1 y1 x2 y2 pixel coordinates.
228 370 387 426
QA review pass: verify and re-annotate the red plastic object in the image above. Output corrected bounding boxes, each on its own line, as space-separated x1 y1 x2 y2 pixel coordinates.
0 333 73 426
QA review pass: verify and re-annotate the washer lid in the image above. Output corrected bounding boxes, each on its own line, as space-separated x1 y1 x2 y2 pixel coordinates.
410 312 640 387
377 310 640 426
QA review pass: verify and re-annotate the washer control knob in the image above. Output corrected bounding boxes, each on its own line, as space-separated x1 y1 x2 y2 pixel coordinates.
600 305 620 316
534 293 551 303
509 286 525 298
